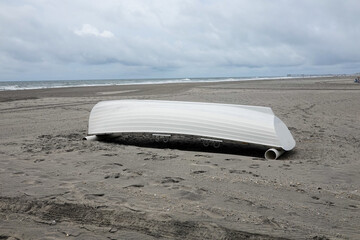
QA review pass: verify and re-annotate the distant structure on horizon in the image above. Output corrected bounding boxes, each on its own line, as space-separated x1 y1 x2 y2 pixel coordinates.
287 74 306 77
287 73 351 77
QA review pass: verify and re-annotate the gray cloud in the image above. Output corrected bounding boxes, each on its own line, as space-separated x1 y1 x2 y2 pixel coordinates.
0 0 360 81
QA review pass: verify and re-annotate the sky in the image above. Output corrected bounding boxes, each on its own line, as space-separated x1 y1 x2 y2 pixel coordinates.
1 0 360 81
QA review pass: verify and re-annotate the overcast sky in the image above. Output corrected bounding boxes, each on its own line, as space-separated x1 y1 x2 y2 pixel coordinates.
1 0 359 81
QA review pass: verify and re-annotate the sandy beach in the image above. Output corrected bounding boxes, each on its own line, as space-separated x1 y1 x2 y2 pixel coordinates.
0 76 359 239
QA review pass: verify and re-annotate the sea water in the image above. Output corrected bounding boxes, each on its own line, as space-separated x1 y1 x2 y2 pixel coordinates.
0 76 300 91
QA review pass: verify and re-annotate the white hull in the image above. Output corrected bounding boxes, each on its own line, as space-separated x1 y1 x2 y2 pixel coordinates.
86 100 295 159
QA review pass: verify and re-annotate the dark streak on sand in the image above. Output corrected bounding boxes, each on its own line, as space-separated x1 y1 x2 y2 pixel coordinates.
0 196 289 240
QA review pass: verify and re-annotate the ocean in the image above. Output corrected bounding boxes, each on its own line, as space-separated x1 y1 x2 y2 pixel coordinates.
0 76 306 91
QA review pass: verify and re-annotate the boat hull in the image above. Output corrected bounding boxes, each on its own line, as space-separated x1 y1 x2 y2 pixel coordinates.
86 100 296 158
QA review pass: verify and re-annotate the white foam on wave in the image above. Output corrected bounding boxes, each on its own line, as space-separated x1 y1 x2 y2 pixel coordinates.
0 82 118 91
0 85 20 91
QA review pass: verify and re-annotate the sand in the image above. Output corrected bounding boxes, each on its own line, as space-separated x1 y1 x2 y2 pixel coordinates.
0 77 359 239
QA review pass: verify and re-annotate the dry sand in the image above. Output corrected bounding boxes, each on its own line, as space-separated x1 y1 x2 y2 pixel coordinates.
0 77 359 239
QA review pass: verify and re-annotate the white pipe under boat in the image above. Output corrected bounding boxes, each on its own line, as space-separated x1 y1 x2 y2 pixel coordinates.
83 135 98 141
265 148 285 160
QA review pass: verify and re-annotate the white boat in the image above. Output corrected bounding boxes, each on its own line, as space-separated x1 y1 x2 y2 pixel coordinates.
85 100 295 159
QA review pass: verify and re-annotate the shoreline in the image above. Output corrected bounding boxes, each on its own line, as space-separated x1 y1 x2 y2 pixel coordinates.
0 75 356 102
0 76 359 239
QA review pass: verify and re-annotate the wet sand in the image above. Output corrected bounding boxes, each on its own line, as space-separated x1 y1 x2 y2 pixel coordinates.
0 77 359 239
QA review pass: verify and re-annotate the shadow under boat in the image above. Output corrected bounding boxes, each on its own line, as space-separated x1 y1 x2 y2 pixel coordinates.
85 133 292 160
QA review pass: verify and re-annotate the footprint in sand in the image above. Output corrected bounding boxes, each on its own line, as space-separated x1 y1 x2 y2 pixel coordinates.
178 190 203 201
191 170 207 174
21 179 42 185
34 158 45 163
104 173 121 179
279 164 291 170
161 177 184 184
102 153 118 157
194 154 212 158
123 184 144 188
229 169 260 177
229 169 246 174
85 193 105 200
248 163 260 169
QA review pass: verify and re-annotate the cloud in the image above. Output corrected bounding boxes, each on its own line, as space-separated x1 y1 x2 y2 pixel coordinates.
74 24 114 38
0 0 360 81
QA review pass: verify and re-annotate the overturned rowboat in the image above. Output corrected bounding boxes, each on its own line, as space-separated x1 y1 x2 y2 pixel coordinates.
85 100 295 160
